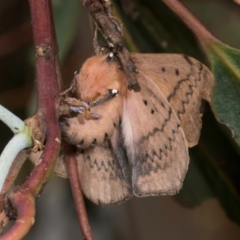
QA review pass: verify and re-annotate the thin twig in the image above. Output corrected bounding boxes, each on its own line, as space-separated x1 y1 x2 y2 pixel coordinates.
1 150 30 194
64 144 93 240
162 0 219 45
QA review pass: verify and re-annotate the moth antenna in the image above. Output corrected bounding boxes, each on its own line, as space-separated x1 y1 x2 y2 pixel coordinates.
89 89 119 108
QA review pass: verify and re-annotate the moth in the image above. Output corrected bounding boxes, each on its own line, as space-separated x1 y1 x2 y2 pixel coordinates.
59 53 215 205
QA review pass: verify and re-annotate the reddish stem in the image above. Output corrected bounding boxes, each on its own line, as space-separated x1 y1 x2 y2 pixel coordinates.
162 0 219 45
0 189 35 240
24 0 61 197
0 0 61 239
64 144 93 240
1 150 30 194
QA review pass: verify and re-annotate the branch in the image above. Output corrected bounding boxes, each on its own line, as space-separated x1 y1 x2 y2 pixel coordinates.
0 190 35 240
23 0 62 194
1 150 30 194
0 0 62 238
162 0 219 46
64 144 93 240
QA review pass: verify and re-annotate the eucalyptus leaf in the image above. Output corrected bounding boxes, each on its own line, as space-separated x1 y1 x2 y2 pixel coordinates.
177 109 240 224
207 41 240 146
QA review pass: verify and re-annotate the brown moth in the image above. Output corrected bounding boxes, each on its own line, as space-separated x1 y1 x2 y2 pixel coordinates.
59 53 215 205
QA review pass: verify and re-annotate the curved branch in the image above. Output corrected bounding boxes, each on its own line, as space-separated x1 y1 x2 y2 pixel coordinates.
0 190 35 240
162 0 219 45
1 150 30 194
0 0 62 239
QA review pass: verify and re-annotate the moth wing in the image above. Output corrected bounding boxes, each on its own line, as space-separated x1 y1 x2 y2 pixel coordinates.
76 128 132 205
131 53 215 147
122 72 189 197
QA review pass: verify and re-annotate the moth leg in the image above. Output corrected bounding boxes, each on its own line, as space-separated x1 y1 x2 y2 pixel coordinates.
93 28 108 55
59 97 91 119
60 77 77 97
110 16 124 37
93 28 99 55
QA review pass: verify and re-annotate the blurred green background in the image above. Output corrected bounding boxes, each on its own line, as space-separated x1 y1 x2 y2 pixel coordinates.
1 0 240 239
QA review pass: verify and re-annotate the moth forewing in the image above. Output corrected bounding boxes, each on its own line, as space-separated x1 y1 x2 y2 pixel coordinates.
122 72 189 196
131 53 215 147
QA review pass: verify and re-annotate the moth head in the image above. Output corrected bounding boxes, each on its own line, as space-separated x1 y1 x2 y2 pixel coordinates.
74 55 128 104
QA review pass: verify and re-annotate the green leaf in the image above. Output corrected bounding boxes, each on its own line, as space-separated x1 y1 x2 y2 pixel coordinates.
176 109 240 223
207 41 240 146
